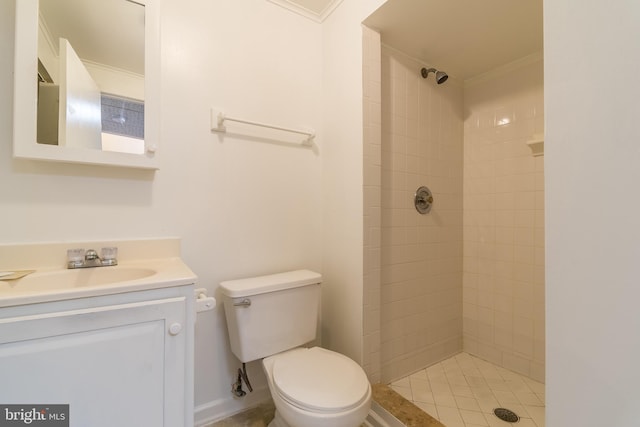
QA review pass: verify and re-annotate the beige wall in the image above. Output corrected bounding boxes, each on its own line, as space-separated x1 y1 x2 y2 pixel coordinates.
3 1 396 422
545 1 640 425
319 0 394 375
3 0 323 423
378 46 464 382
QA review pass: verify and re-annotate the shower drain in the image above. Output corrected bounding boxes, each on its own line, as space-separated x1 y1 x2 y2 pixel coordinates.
494 408 520 423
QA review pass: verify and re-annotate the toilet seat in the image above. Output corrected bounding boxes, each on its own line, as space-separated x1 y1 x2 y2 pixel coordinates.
271 347 370 413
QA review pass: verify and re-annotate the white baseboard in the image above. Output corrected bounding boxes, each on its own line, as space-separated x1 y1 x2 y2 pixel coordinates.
194 386 271 427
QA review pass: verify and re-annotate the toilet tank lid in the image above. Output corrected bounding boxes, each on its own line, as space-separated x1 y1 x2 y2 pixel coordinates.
220 269 322 298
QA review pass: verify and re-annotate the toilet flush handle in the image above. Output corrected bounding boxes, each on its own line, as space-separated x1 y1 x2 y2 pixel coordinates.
234 298 251 307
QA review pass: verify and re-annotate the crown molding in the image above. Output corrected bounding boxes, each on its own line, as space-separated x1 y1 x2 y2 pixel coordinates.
267 0 343 23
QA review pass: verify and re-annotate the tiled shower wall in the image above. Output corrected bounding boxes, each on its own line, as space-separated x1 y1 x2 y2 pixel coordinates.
462 56 545 382
362 26 382 384
363 29 544 385
378 46 464 383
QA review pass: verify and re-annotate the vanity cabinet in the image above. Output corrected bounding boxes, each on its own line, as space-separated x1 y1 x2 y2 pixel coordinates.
0 284 194 427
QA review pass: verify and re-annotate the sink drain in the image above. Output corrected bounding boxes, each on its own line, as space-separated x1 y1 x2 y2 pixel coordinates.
494 408 520 423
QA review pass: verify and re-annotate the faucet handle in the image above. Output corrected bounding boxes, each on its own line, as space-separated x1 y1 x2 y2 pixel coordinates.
67 248 85 268
100 247 118 266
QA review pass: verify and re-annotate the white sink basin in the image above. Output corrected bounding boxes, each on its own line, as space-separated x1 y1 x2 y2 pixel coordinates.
0 267 156 292
0 258 197 307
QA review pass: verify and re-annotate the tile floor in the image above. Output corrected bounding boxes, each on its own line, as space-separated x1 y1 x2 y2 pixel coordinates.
389 353 545 427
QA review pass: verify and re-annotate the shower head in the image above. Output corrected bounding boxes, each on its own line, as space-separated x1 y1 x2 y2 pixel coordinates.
421 67 448 84
435 70 448 84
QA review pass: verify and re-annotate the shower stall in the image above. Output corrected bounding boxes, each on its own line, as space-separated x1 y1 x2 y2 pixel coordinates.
362 2 544 388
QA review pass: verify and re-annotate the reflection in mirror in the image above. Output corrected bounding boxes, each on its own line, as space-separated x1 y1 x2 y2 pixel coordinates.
37 0 145 154
13 0 159 169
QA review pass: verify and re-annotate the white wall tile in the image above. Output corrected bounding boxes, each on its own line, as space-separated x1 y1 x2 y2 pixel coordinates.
368 38 543 387
362 26 383 382
378 46 464 382
462 58 544 380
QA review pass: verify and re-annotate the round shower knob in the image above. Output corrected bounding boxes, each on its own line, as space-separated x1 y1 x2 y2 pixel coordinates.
414 186 434 214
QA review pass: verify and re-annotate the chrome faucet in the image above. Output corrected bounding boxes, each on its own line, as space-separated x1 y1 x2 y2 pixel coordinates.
67 247 118 269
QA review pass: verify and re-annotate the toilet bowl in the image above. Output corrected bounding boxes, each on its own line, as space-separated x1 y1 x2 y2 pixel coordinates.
263 347 371 427
219 270 372 427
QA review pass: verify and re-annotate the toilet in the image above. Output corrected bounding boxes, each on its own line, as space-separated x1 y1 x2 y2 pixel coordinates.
220 270 371 427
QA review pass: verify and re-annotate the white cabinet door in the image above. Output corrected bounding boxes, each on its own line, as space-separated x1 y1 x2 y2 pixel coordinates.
0 297 187 427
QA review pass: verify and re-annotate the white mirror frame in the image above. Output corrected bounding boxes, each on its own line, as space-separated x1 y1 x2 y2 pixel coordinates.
13 0 160 170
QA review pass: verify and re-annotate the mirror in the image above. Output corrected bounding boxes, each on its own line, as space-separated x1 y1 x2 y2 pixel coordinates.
13 0 160 169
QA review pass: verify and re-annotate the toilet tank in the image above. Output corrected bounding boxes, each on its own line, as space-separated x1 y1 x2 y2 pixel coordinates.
220 270 322 363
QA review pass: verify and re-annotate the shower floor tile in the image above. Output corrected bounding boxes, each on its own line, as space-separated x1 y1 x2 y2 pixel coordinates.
390 353 545 427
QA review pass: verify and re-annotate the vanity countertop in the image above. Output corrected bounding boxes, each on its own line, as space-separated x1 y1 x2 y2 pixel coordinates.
0 257 197 308
0 238 196 308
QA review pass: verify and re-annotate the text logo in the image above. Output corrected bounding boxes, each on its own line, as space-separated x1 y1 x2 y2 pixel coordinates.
0 405 68 426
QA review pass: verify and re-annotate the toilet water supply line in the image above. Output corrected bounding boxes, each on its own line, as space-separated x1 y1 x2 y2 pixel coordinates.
233 363 253 397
